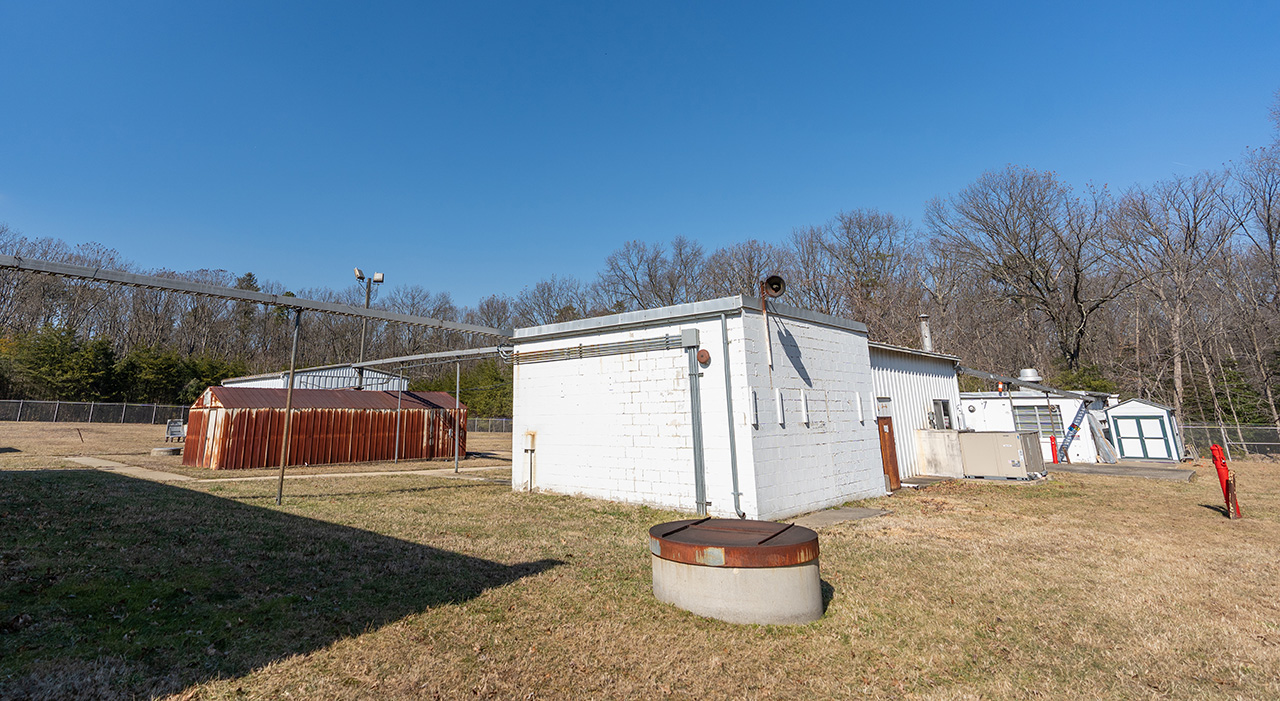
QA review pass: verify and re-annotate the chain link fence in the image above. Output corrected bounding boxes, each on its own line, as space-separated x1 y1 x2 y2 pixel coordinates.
466 417 512 433
0 400 190 424
1183 424 1280 459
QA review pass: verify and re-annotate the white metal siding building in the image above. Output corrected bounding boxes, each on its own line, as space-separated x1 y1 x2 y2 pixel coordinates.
868 343 963 479
511 296 884 521
959 392 1110 464
222 364 409 392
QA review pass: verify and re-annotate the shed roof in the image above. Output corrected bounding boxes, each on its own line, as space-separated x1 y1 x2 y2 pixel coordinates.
868 341 960 363
222 363 405 384
1106 397 1175 413
194 387 465 411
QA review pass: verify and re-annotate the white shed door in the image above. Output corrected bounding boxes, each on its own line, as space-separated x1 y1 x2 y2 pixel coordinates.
1114 416 1171 459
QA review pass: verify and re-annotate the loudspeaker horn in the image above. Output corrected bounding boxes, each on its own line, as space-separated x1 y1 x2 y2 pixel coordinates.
762 275 786 298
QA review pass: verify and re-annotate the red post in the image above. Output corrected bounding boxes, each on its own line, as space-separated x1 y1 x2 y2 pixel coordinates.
1211 444 1243 519
1210 444 1230 501
1049 435 1059 464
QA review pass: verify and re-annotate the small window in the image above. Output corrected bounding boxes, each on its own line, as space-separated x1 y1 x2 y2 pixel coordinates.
1012 405 1064 438
931 399 953 429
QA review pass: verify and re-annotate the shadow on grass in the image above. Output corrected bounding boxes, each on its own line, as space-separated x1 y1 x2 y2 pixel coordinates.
0 470 560 699
1198 503 1231 517
0 447 19 454
228 481 483 501
820 580 835 613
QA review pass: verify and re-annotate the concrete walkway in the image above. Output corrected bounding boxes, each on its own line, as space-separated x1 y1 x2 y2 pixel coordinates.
65 456 505 485
792 506 888 529
899 475 954 489
197 466 504 483
1050 462 1197 482
66 457 195 482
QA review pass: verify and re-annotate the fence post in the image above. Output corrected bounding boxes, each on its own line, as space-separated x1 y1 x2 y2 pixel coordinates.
16 400 22 422
121 403 127 423
151 404 157 424
53 401 59 422
88 402 95 423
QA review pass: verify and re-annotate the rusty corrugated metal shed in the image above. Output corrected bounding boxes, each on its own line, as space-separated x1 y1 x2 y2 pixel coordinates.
183 387 467 470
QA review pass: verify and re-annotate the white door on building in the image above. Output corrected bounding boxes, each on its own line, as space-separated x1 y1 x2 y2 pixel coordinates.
1113 416 1172 459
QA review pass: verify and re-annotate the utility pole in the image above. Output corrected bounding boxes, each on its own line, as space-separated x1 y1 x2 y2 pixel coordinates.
353 268 384 389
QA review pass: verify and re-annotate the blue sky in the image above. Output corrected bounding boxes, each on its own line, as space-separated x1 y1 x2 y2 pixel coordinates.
1 1 1277 307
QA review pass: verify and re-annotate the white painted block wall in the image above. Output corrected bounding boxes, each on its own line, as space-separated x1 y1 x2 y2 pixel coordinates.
739 309 883 520
512 317 759 518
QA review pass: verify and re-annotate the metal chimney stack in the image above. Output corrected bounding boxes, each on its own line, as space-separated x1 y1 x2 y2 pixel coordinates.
919 314 933 352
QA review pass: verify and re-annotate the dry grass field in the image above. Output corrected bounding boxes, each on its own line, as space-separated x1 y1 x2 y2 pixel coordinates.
2 423 1278 699
0 421 513 477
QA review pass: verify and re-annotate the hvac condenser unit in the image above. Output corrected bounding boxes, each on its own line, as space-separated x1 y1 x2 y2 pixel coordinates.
959 431 1046 480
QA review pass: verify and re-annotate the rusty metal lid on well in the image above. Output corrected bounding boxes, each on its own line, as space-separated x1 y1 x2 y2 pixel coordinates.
648 518 819 568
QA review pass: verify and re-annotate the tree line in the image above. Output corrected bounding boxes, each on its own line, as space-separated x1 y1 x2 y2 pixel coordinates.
2 96 1277 423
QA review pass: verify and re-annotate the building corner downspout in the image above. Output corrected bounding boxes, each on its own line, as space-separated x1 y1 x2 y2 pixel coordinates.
720 314 746 518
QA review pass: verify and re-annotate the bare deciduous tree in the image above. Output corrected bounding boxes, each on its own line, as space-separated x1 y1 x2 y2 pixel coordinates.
927 166 1130 370
1115 172 1236 417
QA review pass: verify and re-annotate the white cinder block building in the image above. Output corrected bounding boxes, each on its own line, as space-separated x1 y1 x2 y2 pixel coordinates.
511 296 887 521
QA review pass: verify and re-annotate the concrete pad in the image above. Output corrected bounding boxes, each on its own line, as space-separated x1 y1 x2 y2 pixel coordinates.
791 506 888 529
1050 463 1196 482
150 446 182 456
961 475 1049 486
66 457 194 482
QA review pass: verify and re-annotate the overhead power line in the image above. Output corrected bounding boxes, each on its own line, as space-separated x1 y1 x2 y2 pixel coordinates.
0 254 514 339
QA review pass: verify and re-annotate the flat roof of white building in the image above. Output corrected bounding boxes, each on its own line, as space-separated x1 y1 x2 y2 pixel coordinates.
513 295 869 342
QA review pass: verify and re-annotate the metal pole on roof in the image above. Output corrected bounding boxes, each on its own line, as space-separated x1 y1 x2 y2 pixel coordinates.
276 309 302 506
453 361 461 473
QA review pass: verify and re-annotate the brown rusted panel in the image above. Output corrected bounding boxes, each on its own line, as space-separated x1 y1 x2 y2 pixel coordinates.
251 410 266 468
458 408 468 457
182 410 206 466
313 409 326 464
648 519 819 568
329 410 343 464
405 410 422 459
233 410 251 468
355 410 366 462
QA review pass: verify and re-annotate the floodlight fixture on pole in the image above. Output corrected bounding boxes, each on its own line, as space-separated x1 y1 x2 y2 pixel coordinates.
355 267 385 389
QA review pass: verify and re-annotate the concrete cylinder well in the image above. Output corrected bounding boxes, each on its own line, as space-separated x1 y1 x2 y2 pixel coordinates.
648 518 823 625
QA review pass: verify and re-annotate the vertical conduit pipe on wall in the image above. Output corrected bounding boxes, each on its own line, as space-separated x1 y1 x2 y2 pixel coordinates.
720 314 746 518
684 330 708 516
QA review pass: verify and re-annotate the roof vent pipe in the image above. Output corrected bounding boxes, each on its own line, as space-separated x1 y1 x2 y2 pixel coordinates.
1019 368 1043 383
918 314 933 352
